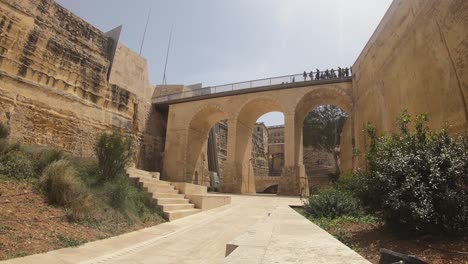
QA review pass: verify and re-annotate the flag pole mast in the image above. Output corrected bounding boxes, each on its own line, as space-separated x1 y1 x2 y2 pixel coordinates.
139 7 151 56
162 25 173 85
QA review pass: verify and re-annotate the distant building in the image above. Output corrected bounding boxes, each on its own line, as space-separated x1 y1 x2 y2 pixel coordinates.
268 125 285 144
251 122 269 176
267 125 285 176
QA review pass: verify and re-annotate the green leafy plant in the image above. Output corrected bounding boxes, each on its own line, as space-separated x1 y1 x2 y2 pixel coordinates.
364 111 468 235
40 160 94 220
95 132 132 181
0 151 36 180
303 105 348 175
304 188 363 219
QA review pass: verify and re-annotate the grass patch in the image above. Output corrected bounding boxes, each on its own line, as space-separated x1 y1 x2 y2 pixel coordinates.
0 132 165 227
56 234 85 248
296 207 378 250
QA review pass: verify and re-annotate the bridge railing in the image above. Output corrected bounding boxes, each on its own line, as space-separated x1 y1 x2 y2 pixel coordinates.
154 68 352 103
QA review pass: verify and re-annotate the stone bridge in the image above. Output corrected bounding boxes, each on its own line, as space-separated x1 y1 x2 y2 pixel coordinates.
154 75 354 196
154 0 468 197
255 176 281 193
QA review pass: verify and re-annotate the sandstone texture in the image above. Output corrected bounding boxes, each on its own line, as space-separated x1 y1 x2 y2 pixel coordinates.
0 0 164 171
344 0 468 170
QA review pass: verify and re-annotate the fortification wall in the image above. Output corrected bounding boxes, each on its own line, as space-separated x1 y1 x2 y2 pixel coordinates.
0 0 165 171
343 0 468 170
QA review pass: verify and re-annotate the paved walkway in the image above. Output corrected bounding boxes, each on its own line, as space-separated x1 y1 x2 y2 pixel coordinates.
2 195 369 264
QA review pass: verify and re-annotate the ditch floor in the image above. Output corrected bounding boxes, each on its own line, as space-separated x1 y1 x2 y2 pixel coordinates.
307 213 468 264
0 179 164 261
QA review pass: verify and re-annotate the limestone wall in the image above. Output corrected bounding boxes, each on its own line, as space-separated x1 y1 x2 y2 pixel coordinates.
0 0 165 171
345 0 468 170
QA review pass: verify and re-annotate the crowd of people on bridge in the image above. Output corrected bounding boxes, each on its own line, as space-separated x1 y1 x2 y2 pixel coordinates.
302 67 352 82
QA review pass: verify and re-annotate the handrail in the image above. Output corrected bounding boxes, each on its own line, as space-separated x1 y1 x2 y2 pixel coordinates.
154 67 352 103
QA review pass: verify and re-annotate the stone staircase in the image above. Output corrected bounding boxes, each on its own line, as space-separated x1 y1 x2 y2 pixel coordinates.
127 168 201 221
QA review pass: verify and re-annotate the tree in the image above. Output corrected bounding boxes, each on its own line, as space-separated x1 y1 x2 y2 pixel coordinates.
303 105 348 174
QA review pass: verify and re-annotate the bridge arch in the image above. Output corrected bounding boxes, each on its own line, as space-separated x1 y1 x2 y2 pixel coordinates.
294 85 353 123
184 103 229 182
293 85 354 191
224 96 286 193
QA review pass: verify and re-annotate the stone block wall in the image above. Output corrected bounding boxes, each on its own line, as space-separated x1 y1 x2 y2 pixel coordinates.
344 0 468 170
0 0 165 171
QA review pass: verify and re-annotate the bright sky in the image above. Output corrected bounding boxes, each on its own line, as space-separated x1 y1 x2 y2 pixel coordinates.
56 0 392 126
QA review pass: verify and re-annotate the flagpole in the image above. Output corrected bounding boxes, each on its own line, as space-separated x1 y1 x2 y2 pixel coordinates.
139 7 151 56
162 25 174 85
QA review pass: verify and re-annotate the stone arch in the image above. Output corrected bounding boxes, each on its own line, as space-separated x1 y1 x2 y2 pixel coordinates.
228 95 286 193
184 103 228 182
293 85 354 179
263 184 279 194
294 85 353 124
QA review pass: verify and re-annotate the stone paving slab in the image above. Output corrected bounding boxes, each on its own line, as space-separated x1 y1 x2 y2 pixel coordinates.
1 194 368 264
225 205 370 264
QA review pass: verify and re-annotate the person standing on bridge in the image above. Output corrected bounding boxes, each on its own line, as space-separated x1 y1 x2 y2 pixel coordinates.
338 67 343 77
315 69 320 80
344 67 349 77
303 71 307 81
309 71 314 80
325 69 330 79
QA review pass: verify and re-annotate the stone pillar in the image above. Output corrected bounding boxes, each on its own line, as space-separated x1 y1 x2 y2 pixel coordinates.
162 120 188 182
220 119 237 193
278 113 309 196
220 119 256 194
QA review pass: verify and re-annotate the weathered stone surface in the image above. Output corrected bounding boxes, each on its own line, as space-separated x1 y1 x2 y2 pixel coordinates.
162 81 353 195
344 0 468 170
0 0 165 170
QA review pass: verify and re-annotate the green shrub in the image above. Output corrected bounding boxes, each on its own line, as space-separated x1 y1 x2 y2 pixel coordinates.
40 160 94 220
334 170 378 209
70 158 101 186
31 147 65 175
365 112 468 235
0 123 9 139
0 151 36 180
95 132 132 180
102 177 159 221
0 140 20 155
304 188 362 219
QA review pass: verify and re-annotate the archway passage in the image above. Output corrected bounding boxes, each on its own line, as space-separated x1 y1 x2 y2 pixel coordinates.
222 97 285 194
162 81 354 196
302 105 349 193
263 184 278 194
291 86 353 195
185 105 228 184
252 112 285 194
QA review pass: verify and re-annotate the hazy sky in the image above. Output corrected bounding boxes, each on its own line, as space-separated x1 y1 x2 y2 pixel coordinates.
56 0 392 126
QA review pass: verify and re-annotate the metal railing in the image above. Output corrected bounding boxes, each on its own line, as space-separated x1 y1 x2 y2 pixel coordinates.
154 68 352 103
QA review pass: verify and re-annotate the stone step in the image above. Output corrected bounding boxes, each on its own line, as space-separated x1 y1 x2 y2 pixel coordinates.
156 198 190 205
139 178 172 186
164 208 201 221
160 203 195 211
152 192 185 199
141 181 175 190
144 186 179 194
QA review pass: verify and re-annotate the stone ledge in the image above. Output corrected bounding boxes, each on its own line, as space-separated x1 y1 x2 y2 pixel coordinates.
171 182 207 195
185 194 231 211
